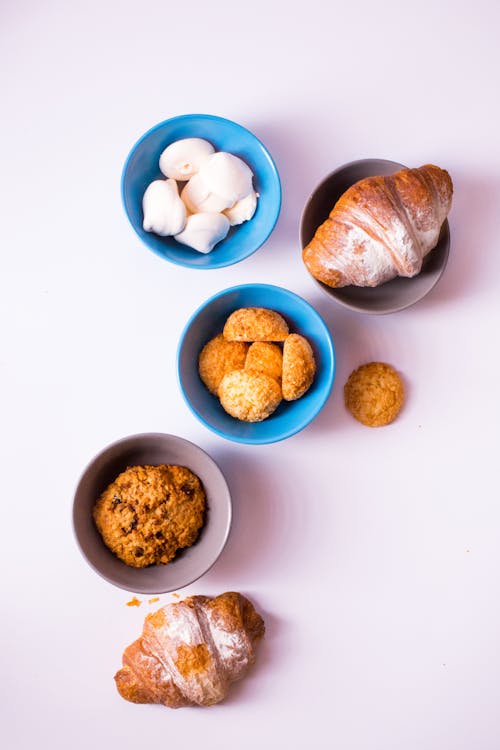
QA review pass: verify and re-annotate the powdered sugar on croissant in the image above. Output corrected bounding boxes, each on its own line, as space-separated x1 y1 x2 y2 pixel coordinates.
302 164 453 288
115 592 264 708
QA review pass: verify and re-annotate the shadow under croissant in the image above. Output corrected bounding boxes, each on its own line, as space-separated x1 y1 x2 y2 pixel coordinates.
216 601 282 708
415 171 500 310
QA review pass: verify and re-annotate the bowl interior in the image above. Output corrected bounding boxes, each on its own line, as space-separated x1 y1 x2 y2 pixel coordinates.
178 285 335 444
122 114 281 269
300 159 450 314
73 434 231 594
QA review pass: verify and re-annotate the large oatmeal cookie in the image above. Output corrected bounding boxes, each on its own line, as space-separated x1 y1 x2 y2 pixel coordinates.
93 464 206 567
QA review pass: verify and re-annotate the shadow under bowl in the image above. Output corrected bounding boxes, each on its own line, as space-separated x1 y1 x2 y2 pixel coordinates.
300 158 450 314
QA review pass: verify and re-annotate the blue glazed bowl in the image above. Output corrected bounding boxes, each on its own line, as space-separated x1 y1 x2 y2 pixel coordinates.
122 114 281 269
177 284 335 444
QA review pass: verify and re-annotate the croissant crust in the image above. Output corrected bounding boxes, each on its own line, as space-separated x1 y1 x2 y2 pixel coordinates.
115 592 265 708
302 164 453 288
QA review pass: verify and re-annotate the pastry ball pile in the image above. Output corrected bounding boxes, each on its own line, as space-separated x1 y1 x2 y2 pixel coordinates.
198 307 316 422
142 138 258 254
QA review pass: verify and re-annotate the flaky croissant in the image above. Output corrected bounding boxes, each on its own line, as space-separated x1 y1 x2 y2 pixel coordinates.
115 592 265 708
302 164 453 287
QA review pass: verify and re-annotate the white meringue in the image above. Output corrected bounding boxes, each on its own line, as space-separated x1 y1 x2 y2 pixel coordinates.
174 212 230 254
159 138 214 181
142 179 186 236
181 173 234 214
223 190 259 226
198 151 254 204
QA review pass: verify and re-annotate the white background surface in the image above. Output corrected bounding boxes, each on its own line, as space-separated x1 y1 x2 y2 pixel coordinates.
2 1 500 748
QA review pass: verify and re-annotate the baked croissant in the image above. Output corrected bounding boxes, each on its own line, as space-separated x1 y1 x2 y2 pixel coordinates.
302 164 453 287
115 592 265 708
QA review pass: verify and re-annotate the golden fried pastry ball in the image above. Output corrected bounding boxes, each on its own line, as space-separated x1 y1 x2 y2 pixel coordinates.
282 333 316 401
344 362 404 427
245 342 283 385
223 307 289 342
218 370 282 422
198 334 249 395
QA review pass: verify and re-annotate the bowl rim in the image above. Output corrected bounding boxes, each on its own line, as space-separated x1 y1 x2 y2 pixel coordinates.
301 157 407 233
300 158 450 315
121 113 282 270
72 432 232 593
176 283 336 445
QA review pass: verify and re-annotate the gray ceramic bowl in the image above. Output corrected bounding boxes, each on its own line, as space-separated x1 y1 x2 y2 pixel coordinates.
73 433 231 594
300 159 451 314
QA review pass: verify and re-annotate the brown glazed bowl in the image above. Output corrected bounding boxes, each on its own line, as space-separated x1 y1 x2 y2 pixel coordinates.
300 159 450 314
73 433 231 594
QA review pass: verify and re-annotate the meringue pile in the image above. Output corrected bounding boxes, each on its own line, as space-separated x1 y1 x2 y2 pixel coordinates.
142 138 259 253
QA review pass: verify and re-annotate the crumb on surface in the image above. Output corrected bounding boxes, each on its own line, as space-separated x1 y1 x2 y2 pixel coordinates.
126 597 141 607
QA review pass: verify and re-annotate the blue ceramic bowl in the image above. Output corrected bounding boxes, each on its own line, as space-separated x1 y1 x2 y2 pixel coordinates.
177 284 335 444
122 114 281 269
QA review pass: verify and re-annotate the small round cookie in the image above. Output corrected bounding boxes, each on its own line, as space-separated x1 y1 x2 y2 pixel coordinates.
245 342 283 385
344 362 404 427
93 464 206 568
223 307 289 342
218 370 282 422
282 333 316 401
198 334 249 395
